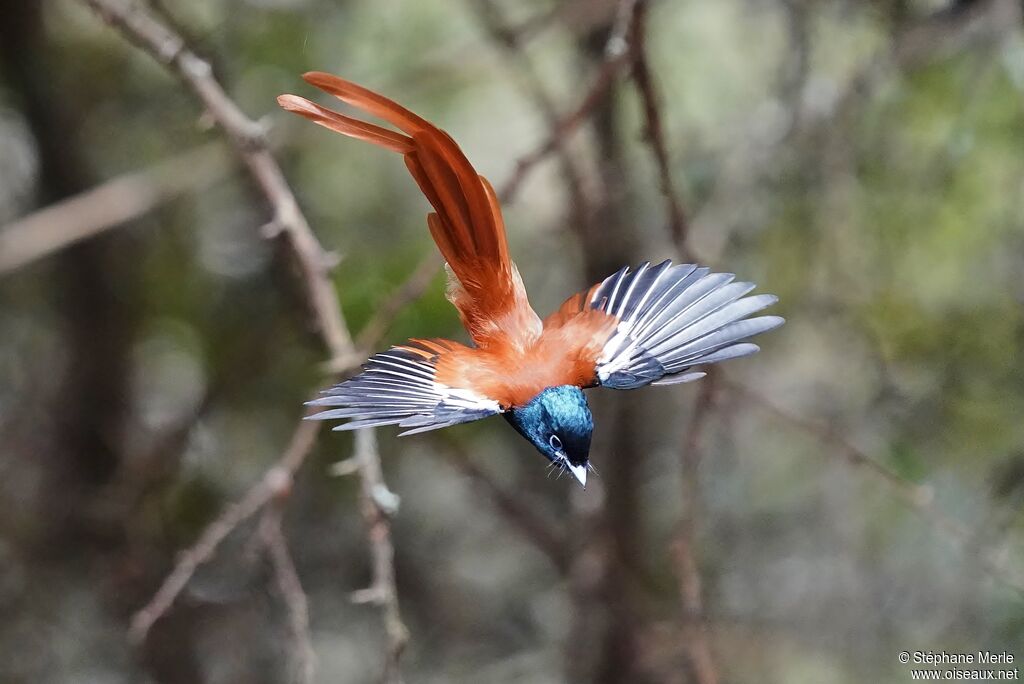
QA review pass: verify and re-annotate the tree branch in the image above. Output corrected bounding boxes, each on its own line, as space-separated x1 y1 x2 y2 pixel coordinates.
623 3 719 680
80 3 408 676
0 142 230 276
470 0 593 237
672 377 720 684
344 429 408 684
129 419 321 643
353 253 443 355
628 0 692 260
563 3 649 681
260 503 316 684
81 0 354 364
442 438 569 574
496 9 640 204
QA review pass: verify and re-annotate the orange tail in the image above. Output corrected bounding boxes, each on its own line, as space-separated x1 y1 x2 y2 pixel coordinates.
278 73 539 348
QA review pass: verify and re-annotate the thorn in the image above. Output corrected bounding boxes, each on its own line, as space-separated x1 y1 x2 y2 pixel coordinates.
330 458 359 477
265 466 292 499
350 586 386 605
261 219 284 238
236 117 269 151
321 249 342 270
325 352 365 375
371 484 401 516
605 35 628 59
196 110 216 132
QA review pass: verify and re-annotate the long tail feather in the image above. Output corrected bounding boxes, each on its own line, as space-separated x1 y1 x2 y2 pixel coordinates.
279 72 537 347
302 71 432 134
288 72 507 276
277 94 413 154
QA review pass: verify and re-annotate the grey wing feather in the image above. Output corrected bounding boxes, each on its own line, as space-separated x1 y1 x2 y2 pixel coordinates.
307 344 501 434
590 261 783 389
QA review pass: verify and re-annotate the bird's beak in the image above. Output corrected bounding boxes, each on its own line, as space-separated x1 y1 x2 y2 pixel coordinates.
567 461 587 489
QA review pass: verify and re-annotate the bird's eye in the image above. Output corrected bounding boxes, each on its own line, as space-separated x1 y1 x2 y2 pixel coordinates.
549 434 562 450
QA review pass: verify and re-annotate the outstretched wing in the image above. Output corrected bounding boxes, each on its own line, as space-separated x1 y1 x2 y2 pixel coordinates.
278 73 541 349
307 340 502 435
545 260 784 389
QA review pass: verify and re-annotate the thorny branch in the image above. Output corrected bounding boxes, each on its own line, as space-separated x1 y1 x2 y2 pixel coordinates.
497 6 642 203
81 0 354 363
260 503 316 684
128 419 322 643
471 0 592 238
343 430 408 684
80 1 408 678
72 0 639 666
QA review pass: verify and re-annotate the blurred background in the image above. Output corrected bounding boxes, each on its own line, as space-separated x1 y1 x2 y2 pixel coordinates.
1 0 1023 682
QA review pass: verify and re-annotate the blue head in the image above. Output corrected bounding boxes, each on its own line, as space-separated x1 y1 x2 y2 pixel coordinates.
504 385 593 487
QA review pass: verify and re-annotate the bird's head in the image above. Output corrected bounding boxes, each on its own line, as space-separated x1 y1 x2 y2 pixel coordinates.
505 385 593 487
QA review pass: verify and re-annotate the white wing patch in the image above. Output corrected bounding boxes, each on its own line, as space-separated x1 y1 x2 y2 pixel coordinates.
307 345 501 435
590 261 783 389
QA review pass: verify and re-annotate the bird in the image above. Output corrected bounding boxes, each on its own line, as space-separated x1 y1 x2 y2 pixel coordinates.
278 72 783 488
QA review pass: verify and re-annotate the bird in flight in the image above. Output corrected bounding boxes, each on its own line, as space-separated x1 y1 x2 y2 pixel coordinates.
278 72 783 487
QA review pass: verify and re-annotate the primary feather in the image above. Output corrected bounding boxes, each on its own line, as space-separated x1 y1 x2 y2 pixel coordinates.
307 342 501 435
584 261 783 389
